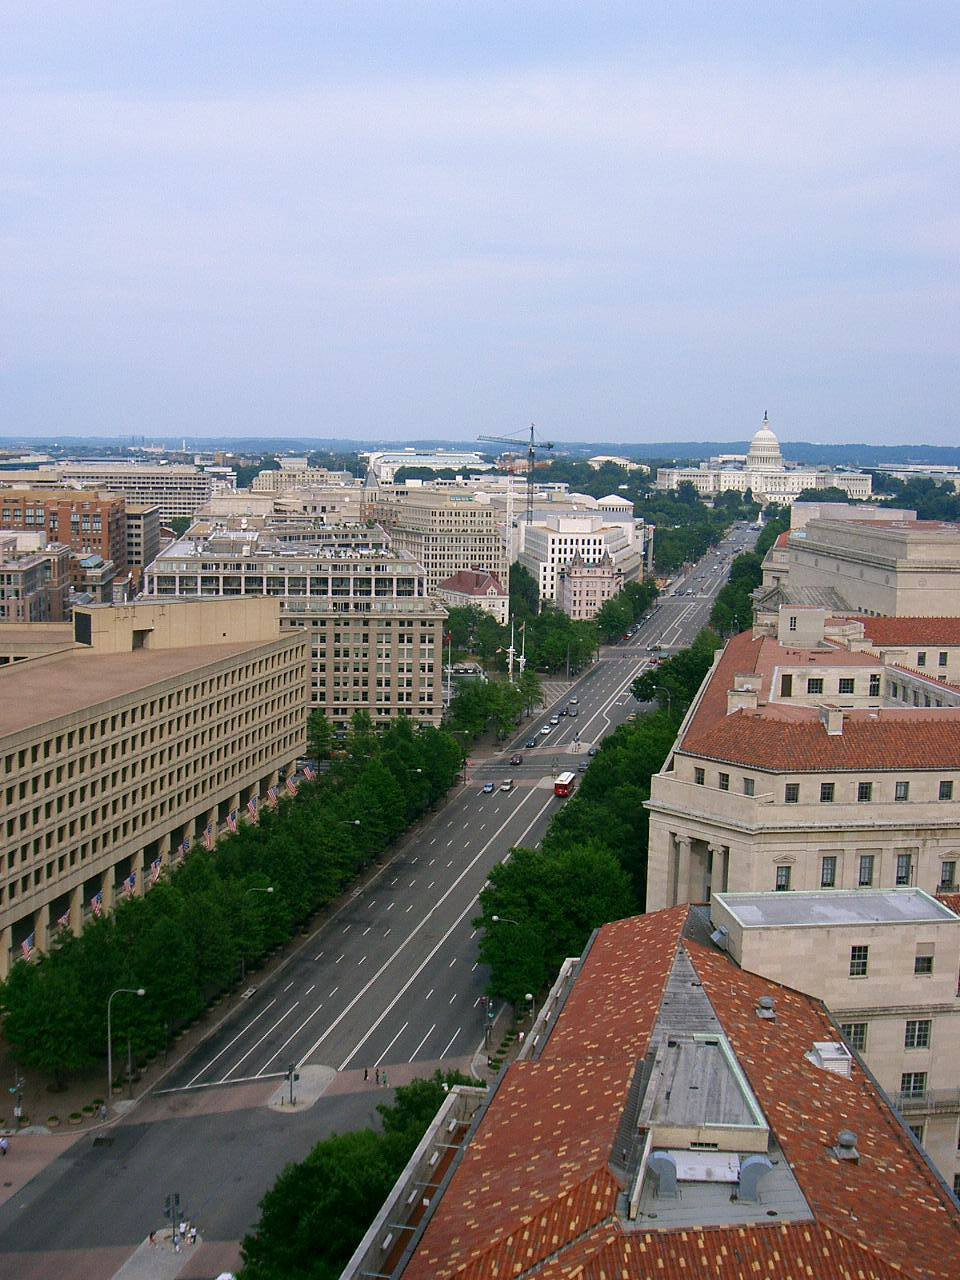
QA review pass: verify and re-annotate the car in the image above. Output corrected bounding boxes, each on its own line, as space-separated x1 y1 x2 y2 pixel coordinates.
482 782 495 794
588 745 599 756
558 707 567 716
626 712 637 723
578 760 589 772
568 696 579 705
510 753 523 766
525 738 537 749
568 706 578 717
549 715 560 725
540 725 552 736
500 779 514 792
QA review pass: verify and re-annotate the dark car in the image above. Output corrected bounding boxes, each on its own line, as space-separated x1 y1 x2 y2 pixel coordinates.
510 754 523 766
578 760 589 772
525 738 537 749
588 746 599 757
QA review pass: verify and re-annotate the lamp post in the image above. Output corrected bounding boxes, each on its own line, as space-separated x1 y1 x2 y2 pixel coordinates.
490 914 520 926
107 987 144 1113
240 886 274 983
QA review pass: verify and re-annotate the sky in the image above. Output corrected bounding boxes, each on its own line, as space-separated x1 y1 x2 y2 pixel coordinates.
1 2 958 445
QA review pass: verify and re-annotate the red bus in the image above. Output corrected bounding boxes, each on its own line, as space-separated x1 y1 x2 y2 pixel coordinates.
553 771 576 798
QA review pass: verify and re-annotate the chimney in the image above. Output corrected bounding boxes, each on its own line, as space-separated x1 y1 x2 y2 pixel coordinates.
756 995 776 1021
821 707 844 736
727 688 758 714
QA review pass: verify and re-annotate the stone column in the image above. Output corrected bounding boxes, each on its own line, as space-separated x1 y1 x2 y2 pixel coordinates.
675 836 693 906
34 905 48 955
101 868 115 914
0 926 11 981
69 883 83 934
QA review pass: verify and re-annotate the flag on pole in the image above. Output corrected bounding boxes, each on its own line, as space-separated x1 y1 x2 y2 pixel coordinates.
57 909 71 931
20 933 34 960
303 764 317 782
247 795 259 823
286 776 299 797
91 890 103 917
226 810 238 834
203 822 215 852
266 785 279 809
123 872 136 899
150 858 163 884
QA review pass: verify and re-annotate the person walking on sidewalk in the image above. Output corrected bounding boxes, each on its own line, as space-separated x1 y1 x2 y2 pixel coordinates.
0 1136 8 1157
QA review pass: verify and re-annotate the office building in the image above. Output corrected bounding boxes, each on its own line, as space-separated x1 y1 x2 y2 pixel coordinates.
0 598 307 975
362 450 492 482
435 568 509 625
0 488 127 574
344 906 960 1280
0 533 70 623
710 888 960 1185
655 415 873 504
251 464 358 493
518 509 649 603
757 515 960 617
646 612 960 913
365 490 509 594
556 550 623 620
56 463 214 520
143 528 446 726
124 503 161 586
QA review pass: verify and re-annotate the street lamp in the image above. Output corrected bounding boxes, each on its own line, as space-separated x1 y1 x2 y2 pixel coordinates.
491 915 520 926
107 987 144 1114
240 887 274 982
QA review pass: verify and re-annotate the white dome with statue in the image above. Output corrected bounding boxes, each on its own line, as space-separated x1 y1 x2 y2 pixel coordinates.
746 412 784 471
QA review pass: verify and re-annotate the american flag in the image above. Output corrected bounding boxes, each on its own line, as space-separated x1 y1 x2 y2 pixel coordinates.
123 872 136 898
91 890 103 917
247 795 259 823
57 909 71 931
286 776 299 797
303 764 317 782
226 810 238 834
203 823 215 852
20 933 34 961
266 786 279 808
181 836 191 857
150 858 163 884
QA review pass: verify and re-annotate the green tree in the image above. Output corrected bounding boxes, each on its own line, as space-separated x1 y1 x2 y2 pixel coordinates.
518 667 544 715
509 561 539 620
307 711 333 761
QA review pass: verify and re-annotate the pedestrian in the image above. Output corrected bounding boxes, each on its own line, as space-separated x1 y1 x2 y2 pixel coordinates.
189 1226 197 1246
375 1068 380 1085
148 1231 157 1248
99 1104 107 1122
179 1219 187 1242
518 1030 525 1044
0 1136 8 1157
382 1070 388 1088
363 1067 368 1082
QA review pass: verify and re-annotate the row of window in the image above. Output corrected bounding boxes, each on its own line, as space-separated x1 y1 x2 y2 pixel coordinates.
693 767 956 805
848 944 934 977
839 1019 932 1052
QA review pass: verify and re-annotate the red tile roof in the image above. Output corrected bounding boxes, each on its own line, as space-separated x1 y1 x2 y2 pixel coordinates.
936 892 960 918
400 909 960 1280
855 616 960 647
437 568 507 596
679 630 960 772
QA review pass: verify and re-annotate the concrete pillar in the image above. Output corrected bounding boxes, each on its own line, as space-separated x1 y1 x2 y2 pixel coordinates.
34 905 48 955
675 836 692 906
720 846 730 894
0 926 11 980
132 848 146 897
101 868 114 914
70 883 83 934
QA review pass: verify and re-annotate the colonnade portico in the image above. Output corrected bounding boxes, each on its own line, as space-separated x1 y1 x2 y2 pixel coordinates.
669 833 731 906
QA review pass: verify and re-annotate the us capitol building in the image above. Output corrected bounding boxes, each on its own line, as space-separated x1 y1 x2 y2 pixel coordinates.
655 415 872 505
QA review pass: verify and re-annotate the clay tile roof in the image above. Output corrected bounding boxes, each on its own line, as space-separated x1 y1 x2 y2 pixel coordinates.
774 530 790 548
936 892 960 918
437 569 507 596
855 616 960 647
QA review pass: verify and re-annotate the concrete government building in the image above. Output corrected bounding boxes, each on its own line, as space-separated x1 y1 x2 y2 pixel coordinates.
655 415 873 505
0 598 307 975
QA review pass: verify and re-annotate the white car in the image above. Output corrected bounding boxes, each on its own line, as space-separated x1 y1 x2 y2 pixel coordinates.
540 725 552 736
549 715 560 725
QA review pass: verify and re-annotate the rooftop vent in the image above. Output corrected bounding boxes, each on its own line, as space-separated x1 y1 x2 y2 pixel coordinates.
805 1041 853 1077
832 1130 860 1162
738 1153 774 1201
709 925 729 951
821 707 844 736
756 996 776 1021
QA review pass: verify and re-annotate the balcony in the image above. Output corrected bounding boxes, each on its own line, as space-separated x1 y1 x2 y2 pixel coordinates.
895 1087 960 1115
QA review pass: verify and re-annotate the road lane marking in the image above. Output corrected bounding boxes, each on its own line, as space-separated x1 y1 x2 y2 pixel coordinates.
304 985 315 996
448 957 456 967
283 981 294 993
425 988 434 999
259 1000 327 1071
408 1024 436 1061
330 986 339 996
448 993 456 1004
221 1002 301 1080
374 1020 409 1068
439 1029 461 1058
358 954 367 965
362 927 371 936
335 954 344 963
185 999 278 1086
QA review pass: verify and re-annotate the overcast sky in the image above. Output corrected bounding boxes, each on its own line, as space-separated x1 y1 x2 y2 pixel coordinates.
2 2 957 444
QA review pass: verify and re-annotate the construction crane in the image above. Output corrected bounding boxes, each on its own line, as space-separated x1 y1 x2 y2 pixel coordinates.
478 423 554 524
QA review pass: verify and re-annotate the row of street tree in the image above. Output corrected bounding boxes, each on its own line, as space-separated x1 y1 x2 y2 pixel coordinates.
0 715 463 1085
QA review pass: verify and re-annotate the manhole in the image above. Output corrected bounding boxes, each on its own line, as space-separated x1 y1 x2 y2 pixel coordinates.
93 1136 114 1148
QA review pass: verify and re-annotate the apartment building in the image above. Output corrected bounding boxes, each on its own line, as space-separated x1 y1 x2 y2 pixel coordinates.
0 533 70 623
556 550 623 619
348 906 960 1280
646 613 960 914
0 488 127 573
518 511 647 602
710 888 960 1186
364 490 509 594
56 464 214 520
143 528 446 726
757 515 960 617
0 598 307 976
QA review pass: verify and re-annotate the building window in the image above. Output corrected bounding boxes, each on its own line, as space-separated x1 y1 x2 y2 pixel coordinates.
775 865 791 892
839 1022 866 1051
940 860 957 890
917 651 927 667
838 677 855 694
915 949 934 975
904 1019 931 1050
821 855 837 887
900 1071 927 1099
939 651 948 667
718 772 729 791
895 781 910 802
806 677 824 694
788 615 797 632
869 674 881 697
743 777 755 797
849 945 868 977
784 783 799 803
939 780 954 801
858 854 875 887
857 781 873 803
820 782 835 803
896 853 913 886
694 767 705 786
907 1123 925 1144
780 673 793 697
954 1174 960 1198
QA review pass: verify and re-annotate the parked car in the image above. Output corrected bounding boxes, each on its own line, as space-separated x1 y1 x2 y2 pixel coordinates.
482 782 495 794
510 754 523 766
